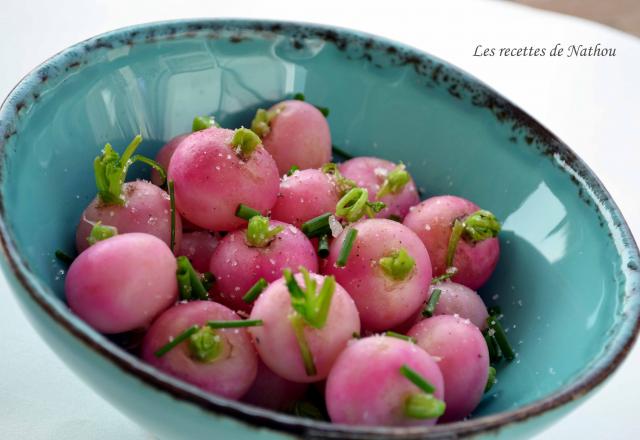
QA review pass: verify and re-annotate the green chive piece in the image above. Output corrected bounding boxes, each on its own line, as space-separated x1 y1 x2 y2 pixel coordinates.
192 115 218 132
154 325 200 357
422 289 442 318
485 366 497 392
336 228 358 267
388 214 402 222
385 331 416 343
188 326 223 363
86 221 117 246
54 250 74 265
207 319 264 329
287 165 300 176
289 312 317 376
404 393 446 419
176 256 208 300
242 278 268 303
484 330 502 363
400 364 436 394
488 306 502 317
301 212 332 238
246 215 284 247
291 400 325 420
376 163 410 199
487 316 515 361
379 248 415 281
132 154 166 185
235 204 261 221
169 180 176 252
446 209 501 267
317 235 330 258
293 93 305 101
284 267 336 329
431 267 458 284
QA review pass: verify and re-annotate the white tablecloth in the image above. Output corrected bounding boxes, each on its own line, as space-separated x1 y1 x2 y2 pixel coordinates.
1 0 638 438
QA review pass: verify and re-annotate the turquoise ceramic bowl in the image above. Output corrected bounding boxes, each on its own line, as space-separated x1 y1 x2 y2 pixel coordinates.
0 19 638 439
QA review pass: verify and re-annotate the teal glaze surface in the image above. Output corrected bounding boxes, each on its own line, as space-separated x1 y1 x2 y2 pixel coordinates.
0 20 638 439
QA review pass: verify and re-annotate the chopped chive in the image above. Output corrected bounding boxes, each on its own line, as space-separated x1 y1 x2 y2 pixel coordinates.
242 278 268 303
291 400 325 420
55 249 74 265
287 165 299 176
331 144 353 160
207 319 264 329
446 219 465 268
488 306 502 317
289 312 317 376
176 256 208 300
431 267 458 284
317 235 330 258
336 228 357 267
293 93 305 101
485 366 497 392
400 364 436 394
284 267 336 329
376 163 410 199
131 154 167 185
422 289 442 318
316 106 330 117
168 180 176 252
404 393 446 419
388 214 402 222
235 204 261 221
154 325 200 357
385 331 416 343
301 212 332 238
487 316 515 361
484 331 502 363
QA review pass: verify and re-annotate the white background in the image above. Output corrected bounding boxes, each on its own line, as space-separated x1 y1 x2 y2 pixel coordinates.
1 0 639 438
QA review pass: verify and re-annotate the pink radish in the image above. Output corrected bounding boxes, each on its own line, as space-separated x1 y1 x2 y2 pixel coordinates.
242 361 308 411
168 127 279 231
403 195 500 290
325 335 445 426
177 231 219 274
141 301 259 400
251 100 331 174
65 233 178 334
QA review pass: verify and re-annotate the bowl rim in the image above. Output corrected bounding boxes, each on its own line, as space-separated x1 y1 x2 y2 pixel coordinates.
0 18 639 439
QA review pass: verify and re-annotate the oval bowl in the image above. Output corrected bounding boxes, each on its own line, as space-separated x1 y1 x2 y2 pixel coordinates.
0 19 638 440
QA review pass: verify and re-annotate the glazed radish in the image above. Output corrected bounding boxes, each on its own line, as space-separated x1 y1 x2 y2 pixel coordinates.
242 361 308 410
323 219 431 332
408 315 489 422
270 169 340 229
325 335 445 426
209 216 318 312
177 231 219 273
76 180 182 254
248 269 360 382
141 301 259 400
65 233 178 334
168 127 279 231
150 116 219 185
251 99 331 174
403 195 500 290
339 157 420 220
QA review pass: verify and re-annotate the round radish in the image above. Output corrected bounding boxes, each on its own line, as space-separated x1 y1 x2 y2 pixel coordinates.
270 169 340 229
177 231 219 274
249 270 359 382
65 233 178 334
325 335 445 426
168 127 279 231
403 195 500 290
339 157 419 220
323 219 431 332
251 100 331 174
76 180 182 254
150 134 188 186
408 315 489 422
242 361 308 411
210 217 318 312
141 301 258 400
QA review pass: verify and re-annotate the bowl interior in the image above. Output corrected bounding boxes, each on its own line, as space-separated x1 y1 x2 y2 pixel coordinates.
0 20 637 425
